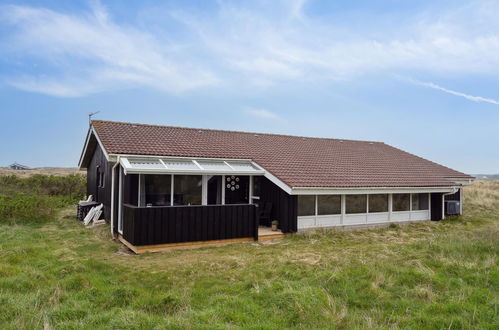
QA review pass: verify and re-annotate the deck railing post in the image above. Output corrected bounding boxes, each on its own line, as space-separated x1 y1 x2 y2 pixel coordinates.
254 204 259 241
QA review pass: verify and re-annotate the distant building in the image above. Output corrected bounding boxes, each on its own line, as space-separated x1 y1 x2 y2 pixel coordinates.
9 162 31 170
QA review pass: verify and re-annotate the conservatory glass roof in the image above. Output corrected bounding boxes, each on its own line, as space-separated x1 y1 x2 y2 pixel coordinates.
120 157 265 175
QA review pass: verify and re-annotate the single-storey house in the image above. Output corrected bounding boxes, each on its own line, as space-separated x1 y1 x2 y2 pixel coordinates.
9 162 31 170
79 120 474 252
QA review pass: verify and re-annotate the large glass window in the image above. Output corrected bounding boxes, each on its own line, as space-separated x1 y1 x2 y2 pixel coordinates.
173 175 202 205
346 195 367 214
393 194 410 211
144 174 171 206
298 195 316 216
124 174 139 206
412 193 429 210
224 175 249 204
318 195 341 215
369 194 388 213
207 175 222 205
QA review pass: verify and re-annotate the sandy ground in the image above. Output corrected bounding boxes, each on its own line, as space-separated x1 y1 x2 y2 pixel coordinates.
0 167 85 177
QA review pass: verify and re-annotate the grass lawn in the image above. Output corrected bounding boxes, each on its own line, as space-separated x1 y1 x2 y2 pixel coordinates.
0 182 498 329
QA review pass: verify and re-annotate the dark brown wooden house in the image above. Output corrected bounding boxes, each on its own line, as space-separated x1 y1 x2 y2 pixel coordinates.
79 120 474 253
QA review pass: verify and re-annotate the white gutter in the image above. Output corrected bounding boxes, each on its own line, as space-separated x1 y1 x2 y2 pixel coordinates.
446 178 474 186
443 187 459 196
110 156 120 239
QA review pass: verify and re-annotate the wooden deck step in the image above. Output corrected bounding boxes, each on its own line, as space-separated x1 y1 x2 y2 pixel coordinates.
257 226 287 241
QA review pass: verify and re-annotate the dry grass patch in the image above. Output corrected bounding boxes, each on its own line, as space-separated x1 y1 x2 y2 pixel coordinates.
464 179 499 212
0 167 83 177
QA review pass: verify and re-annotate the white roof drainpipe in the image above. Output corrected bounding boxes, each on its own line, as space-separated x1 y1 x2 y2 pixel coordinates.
443 187 459 196
110 156 120 240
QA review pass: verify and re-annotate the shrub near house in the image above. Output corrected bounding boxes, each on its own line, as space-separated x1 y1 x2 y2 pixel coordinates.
0 174 85 224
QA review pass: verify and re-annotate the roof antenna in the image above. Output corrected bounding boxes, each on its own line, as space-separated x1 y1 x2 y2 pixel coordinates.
88 111 101 127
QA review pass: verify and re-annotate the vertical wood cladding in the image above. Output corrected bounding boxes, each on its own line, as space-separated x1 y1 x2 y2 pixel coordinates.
86 142 114 221
122 204 258 246
259 177 297 233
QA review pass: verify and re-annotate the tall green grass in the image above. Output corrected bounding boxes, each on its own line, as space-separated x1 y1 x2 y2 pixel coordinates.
0 177 497 328
0 174 85 224
0 174 86 199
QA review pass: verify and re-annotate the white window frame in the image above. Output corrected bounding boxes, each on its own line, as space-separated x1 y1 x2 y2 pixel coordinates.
298 192 432 229
138 173 257 207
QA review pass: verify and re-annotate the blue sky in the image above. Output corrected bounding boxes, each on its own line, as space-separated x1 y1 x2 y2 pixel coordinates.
0 0 498 173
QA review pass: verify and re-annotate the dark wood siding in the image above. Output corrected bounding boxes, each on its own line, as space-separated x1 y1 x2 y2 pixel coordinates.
86 142 114 221
259 177 297 233
431 193 443 221
122 204 258 246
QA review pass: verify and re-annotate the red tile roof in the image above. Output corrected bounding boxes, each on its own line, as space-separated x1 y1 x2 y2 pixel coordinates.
91 120 472 188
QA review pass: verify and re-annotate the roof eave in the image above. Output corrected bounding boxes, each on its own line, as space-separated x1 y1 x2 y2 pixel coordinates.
290 185 461 195
77 128 92 169
78 126 110 169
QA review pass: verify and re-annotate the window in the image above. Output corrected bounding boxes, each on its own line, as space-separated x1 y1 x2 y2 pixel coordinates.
393 194 410 211
253 176 262 197
224 175 249 204
207 175 222 205
318 195 341 215
412 193 429 210
298 195 315 216
96 167 104 188
174 175 202 205
369 194 388 213
144 175 171 206
346 195 367 214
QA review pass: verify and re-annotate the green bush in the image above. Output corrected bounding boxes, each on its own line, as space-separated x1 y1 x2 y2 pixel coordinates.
0 193 70 224
0 174 86 201
0 174 86 224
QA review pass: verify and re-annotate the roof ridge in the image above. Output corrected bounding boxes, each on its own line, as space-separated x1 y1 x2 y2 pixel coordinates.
91 119 383 144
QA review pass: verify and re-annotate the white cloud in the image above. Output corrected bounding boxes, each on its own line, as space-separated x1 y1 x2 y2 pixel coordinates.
1 1 499 96
0 3 218 97
171 0 499 85
413 80 499 106
245 108 281 120
289 0 308 19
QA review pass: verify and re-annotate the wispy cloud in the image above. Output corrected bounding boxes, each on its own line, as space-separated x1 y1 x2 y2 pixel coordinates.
413 80 499 105
244 108 281 120
0 3 218 96
176 0 499 85
1 1 499 97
